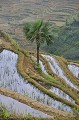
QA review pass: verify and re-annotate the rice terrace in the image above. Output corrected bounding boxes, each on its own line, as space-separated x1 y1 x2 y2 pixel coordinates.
0 0 79 120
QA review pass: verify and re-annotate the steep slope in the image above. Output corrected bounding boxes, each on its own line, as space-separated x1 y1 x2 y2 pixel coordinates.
0 32 79 120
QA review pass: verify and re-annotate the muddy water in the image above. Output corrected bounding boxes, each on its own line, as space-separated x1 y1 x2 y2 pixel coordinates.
42 55 79 91
0 50 73 112
0 94 51 117
68 64 79 79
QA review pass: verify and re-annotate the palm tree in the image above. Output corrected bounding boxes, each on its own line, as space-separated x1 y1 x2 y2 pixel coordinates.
23 20 53 65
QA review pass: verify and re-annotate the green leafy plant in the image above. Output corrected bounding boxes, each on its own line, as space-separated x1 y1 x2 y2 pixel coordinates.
23 20 54 65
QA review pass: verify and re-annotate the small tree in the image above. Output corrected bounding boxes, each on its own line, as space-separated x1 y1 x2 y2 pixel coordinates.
23 20 53 65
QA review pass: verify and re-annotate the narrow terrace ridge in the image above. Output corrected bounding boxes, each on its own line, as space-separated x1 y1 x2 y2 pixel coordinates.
41 54 79 91
0 86 70 118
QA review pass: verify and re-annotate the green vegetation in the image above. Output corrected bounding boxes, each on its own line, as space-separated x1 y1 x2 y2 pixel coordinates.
0 104 78 120
0 104 10 119
0 31 20 51
0 107 52 120
41 16 79 60
23 20 53 64
0 31 79 120
0 107 79 120
0 2 79 120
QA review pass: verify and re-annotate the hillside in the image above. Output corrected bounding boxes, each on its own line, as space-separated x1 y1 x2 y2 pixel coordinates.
41 19 79 60
0 32 79 120
0 0 79 52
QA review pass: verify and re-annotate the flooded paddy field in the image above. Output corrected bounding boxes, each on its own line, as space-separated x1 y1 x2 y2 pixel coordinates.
0 94 51 118
42 54 79 91
68 64 79 79
0 49 73 112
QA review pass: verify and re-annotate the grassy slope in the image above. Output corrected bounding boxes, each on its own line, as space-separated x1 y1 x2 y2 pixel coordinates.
42 19 79 60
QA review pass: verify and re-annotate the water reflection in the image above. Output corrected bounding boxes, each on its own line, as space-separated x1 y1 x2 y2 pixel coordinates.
50 87 75 103
42 55 79 91
0 50 72 112
68 64 79 79
32 56 75 103
0 94 51 117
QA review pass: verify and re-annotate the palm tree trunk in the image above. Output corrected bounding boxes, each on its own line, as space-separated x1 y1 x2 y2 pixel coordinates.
37 44 39 65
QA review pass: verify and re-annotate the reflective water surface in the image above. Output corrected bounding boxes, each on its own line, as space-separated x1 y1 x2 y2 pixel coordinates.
68 64 79 79
0 94 51 117
42 55 79 91
50 87 75 103
34 56 75 103
0 50 73 112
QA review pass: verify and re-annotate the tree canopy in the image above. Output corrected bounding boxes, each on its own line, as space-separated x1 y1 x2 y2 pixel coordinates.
23 19 54 64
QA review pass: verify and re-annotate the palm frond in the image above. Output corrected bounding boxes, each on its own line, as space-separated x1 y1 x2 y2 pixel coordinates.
23 19 54 45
